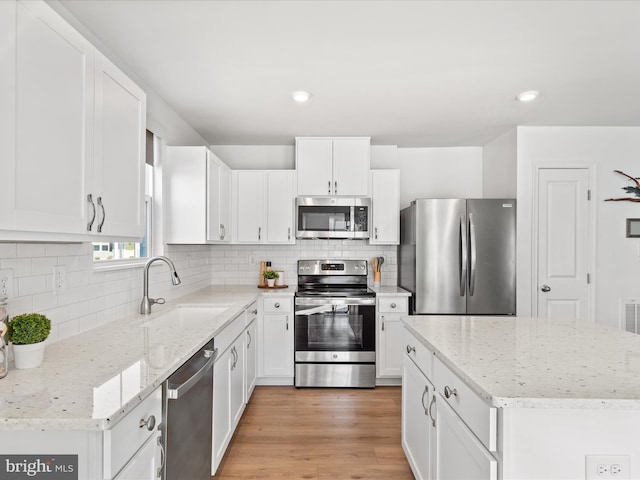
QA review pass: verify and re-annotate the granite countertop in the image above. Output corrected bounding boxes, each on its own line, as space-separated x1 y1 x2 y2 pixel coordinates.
403 315 640 409
370 285 411 296
0 286 263 431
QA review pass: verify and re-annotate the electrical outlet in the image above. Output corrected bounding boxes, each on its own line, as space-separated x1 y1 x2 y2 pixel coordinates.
0 269 14 298
53 265 67 294
586 455 630 479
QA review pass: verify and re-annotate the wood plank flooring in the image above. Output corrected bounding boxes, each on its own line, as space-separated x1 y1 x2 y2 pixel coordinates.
214 386 414 479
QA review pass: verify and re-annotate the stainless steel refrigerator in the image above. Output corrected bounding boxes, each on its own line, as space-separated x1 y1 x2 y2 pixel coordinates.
399 199 516 315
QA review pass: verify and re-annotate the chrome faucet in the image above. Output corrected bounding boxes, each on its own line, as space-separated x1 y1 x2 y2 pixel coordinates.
140 256 181 314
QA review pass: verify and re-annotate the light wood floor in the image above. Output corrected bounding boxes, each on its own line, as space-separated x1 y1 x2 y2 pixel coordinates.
214 386 414 479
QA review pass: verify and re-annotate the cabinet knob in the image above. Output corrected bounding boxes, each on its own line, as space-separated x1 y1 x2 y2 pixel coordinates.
139 414 156 431
406 345 416 354
390 303 396 309
444 386 458 399
274 302 280 308
540 284 551 293
252 309 258 315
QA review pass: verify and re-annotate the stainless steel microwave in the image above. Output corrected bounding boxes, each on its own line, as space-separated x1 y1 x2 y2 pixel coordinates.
296 197 371 239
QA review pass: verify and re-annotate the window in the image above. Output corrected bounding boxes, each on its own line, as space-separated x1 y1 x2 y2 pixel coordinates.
93 131 155 263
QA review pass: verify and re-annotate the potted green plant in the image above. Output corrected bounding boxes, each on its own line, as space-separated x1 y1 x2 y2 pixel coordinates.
7 313 51 369
263 270 280 287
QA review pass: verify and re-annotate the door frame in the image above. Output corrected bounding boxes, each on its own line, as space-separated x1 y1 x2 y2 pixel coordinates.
531 163 597 321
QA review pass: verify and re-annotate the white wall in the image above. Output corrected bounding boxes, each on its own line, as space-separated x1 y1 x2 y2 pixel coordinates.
483 128 517 198
516 126 640 328
210 145 295 169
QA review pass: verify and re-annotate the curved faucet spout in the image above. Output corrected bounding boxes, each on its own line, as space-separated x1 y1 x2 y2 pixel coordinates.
140 256 181 314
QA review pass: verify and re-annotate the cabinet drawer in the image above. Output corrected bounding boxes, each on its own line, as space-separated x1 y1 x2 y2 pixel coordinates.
378 297 408 313
104 387 162 479
433 356 497 452
215 311 246 354
263 296 292 313
402 327 433 379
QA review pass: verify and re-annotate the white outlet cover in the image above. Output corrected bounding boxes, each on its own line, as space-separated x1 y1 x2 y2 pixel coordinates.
0 269 14 298
586 455 630 480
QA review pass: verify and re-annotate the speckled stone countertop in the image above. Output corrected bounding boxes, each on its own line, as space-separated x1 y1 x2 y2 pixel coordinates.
370 286 411 297
403 315 640 409
0 286 273 431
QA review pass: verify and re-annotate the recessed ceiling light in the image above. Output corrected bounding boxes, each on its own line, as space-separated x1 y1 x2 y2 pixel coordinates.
516 90 539 102
292 91 311 103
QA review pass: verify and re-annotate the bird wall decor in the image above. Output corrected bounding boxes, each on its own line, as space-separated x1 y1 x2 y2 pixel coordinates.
605 170 640 202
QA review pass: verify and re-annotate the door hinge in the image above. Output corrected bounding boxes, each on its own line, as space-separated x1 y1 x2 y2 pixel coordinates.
587 273 591 284
587 190 591 201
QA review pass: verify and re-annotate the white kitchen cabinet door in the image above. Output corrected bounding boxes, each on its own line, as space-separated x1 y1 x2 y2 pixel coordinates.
164 147 208 244
207 152 232 243
0 0 16 230
234 171 264 243
296 138 333 196
92 51 146 239
435 393 497 480
266 171 296 244
261 313 294 378
10 0 94 234
245 319 257 401
370 170 400 245
377 314 404 377
212 346 232 474
230 337 245 428
332 138 370 196
402 355 434 480
114 432 160 480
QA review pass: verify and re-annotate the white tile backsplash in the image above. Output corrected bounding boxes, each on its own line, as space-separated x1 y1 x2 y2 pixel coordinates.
0 240 397 344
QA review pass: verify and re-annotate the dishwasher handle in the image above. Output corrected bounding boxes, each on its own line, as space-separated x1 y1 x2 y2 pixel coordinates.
167 348 217 400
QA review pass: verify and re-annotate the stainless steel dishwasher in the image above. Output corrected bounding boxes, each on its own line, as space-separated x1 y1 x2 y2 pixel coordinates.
163 338 217 480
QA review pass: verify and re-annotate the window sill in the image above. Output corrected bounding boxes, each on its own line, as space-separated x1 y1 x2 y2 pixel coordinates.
93 259 149 272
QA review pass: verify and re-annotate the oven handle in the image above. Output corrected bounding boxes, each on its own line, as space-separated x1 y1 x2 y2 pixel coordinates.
294 305 339 316
295 297 376 307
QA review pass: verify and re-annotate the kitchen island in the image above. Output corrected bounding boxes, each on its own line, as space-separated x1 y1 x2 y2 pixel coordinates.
402 315 640 480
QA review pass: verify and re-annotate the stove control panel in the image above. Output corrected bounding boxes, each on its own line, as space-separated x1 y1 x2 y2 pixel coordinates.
298 259 368 276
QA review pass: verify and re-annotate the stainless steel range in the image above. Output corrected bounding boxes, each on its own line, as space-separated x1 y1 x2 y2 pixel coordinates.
294 259 376 388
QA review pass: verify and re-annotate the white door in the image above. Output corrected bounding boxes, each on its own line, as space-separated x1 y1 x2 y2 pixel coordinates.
219 164 232 241
0 0 16 230
378 315 403 377
262 313 293 377
12 0 94 234
296 138 333 195
266 171 295 243
235 171 264 243
212 349 232 474
207 153 224 242
93 51 146 238
370 170 400 245
536 168 591 320
332 138 370 196
245 321 257 400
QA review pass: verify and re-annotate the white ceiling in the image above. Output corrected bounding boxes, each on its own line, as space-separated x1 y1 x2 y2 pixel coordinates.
58 0 640 147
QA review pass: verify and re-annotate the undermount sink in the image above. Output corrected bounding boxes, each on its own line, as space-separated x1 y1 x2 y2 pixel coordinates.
138 304 231 327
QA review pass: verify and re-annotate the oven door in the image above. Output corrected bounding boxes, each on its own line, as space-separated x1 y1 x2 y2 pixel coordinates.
294 297 376 363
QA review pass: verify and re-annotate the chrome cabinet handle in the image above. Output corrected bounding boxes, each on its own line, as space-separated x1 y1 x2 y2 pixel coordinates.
541 285 551 292
87 194 96 231
156 432 165 478
258 226 261 241
428 396 436 427
444 385 458 399
381 315 385 331
220 224 224 240
421 385 428 415
247 330 252 348
334 180 337 195
286 315 289 331
274 302 280 308
375 227 378 239
390 303 396 309
288 227 291 240
97 197 105 233
328 180 331 195
139 414 156 431
406 345 416 354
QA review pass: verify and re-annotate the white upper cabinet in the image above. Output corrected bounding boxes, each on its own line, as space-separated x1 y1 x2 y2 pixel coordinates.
370 170 400 245
296 137 370 196
92 51 146 238
233 170 295 244
164 146 231 244
207 152 231 243
0 0 146 241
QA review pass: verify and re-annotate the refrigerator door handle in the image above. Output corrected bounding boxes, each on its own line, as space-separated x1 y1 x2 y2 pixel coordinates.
460 215 467 297
469 212 477 296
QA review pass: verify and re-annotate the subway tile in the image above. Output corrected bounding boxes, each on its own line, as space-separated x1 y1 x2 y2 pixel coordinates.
32 292 58 311
69 301 89 319
17 244 46 258
31 257 58 275
57 319 79 341
0 244 17 259
1 258 31 277
45 244 72 257
18 275 47 296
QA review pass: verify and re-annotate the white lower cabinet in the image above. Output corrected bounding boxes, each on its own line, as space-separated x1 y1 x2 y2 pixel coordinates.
114 432 161 480
376 296 408 379
258 295 294 383
245 313 258 399
402 326 497 480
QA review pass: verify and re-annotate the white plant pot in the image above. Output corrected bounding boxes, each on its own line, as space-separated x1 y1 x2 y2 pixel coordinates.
266 279 276 287
12 340 46 369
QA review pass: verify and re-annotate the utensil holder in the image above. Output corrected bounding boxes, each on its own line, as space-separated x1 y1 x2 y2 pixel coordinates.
373 271 381 284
